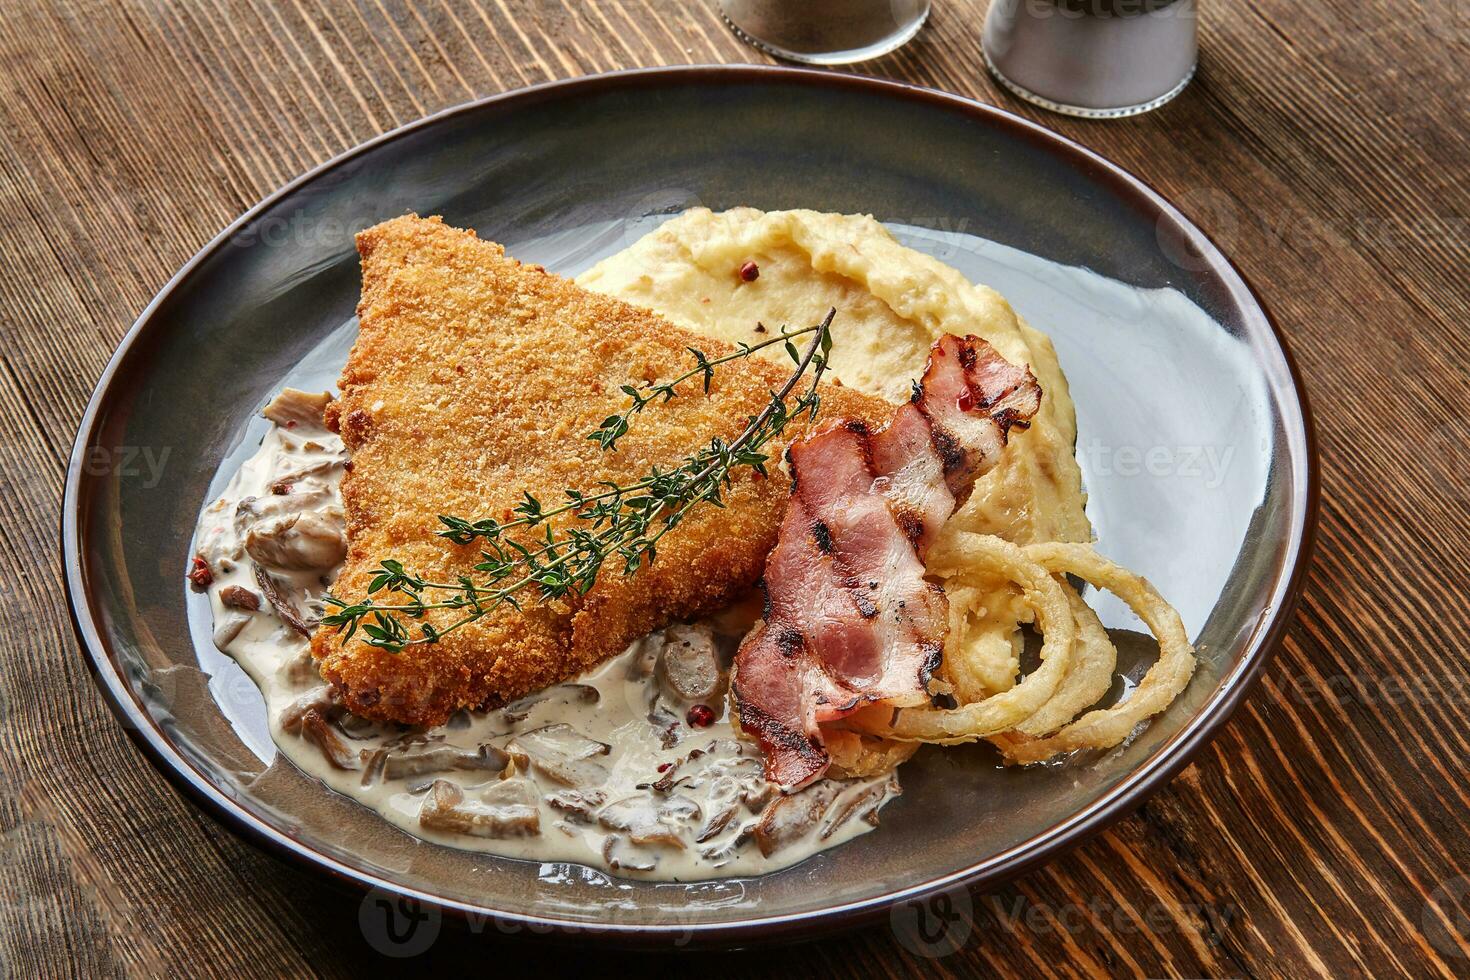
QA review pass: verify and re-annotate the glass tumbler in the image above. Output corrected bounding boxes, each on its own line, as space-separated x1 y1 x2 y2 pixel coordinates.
983 0 1199 118
719 0 932 65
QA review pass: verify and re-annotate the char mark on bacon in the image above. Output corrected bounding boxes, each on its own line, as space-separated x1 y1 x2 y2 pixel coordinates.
732 334 1042 790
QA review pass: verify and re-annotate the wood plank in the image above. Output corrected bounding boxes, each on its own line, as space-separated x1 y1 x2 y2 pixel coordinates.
0 0 1464 975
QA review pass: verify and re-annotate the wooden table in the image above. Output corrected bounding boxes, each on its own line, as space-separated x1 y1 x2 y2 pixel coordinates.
2 1 1465 975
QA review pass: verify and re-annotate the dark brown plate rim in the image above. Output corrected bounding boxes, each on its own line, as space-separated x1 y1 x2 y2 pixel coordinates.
62 64 1319 947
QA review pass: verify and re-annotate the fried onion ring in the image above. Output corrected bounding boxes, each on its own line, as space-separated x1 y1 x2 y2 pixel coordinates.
942 584 1025 702
1013 584 1117 737
847 534 1076 743
996 542 1196 764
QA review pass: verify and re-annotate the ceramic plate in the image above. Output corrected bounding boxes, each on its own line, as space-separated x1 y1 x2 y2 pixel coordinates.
63 66 1316 946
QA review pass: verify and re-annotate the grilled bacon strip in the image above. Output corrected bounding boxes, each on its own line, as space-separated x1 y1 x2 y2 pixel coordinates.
732 334 1041 790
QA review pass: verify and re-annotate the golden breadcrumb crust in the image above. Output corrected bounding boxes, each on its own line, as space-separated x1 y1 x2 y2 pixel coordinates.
312 215 886 726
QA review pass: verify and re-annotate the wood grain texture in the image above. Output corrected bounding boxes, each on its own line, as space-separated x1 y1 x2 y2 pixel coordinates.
0 0 1466 976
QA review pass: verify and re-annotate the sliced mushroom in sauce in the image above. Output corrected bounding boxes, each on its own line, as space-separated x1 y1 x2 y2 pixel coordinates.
261 388 333 430
544 789 606 824
602 834 656 872
219 585 260 611
279 687 342 730
596 791 693 848
418 778 540 839
655 623 727 705
361 742 509 785
252 562 315 636
194 396 905 878
500 683 598 723
819 773 900 840
245 511 347 571
289 707 359 772
211 612 251 648
507 724 611 787
753 780 847 857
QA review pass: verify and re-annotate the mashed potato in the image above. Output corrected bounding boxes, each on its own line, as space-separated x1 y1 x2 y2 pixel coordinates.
579 207 1090 547
580 208 1092 698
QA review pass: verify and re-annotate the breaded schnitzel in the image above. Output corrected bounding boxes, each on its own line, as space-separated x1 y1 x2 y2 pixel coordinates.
312 215 887 727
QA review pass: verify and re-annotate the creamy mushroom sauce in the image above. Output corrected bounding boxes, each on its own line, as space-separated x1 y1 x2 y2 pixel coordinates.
191 390 900 880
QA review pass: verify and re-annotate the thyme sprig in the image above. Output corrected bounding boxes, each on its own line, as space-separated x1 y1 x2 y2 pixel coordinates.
585 320 823 452
321 309 836 652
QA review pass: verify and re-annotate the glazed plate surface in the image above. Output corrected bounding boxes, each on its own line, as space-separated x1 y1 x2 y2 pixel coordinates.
64 67 1315 945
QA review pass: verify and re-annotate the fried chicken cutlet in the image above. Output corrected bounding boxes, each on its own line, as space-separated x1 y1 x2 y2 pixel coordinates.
312 215 887 727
